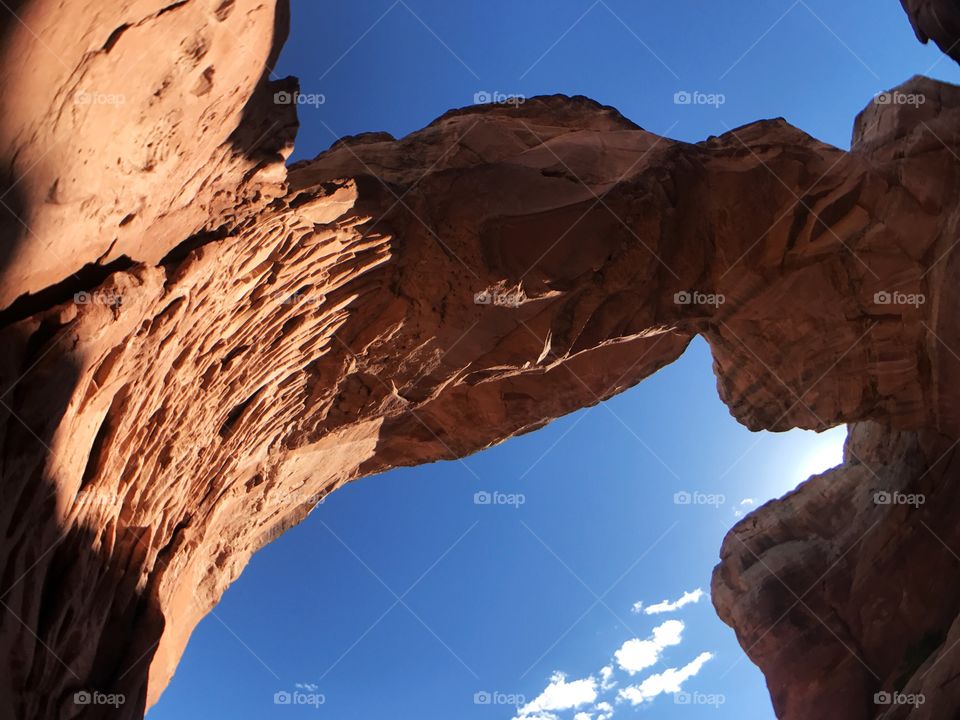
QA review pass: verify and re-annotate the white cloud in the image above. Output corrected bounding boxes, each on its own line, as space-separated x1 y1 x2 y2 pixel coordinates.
520 614 714 715
643 588 705 615
734 498 757 518
595 701 614 720
613 620 684 675
571 699 615 720
618 652 714 705
630 601 643 614
515 673 598 719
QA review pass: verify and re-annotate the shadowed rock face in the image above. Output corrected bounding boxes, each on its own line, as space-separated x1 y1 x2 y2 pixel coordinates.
901 0 960 62
0 2 958 720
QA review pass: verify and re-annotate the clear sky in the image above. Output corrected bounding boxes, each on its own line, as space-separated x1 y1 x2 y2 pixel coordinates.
149 2 959 719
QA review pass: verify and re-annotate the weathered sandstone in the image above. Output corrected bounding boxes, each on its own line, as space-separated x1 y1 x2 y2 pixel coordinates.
0 2 959 719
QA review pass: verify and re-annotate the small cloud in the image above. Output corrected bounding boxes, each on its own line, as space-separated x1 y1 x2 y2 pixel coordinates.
515 673 598 720
630 601 643 614
572 699 615 720
614 620 684 675
734 498 756 518
618 652 714 705
599 665 615 691
643 588 704 615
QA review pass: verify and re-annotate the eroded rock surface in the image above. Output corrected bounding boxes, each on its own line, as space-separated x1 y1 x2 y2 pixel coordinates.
713 422 960 720
0 2 959 719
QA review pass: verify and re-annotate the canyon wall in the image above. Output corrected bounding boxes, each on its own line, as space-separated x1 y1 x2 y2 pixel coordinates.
0 1 957 718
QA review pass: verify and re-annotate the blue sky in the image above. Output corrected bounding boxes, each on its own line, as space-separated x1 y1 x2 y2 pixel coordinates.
149 2 959 719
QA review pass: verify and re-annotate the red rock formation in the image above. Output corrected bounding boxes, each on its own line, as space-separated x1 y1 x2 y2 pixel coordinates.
901 0 960 63
713 422 960 720
0 2 958 719
0 0 298 309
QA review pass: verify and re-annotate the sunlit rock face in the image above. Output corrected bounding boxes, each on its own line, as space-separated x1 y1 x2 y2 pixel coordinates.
0 1 958 719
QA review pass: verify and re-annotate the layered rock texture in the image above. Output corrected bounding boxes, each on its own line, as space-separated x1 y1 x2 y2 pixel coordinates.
0 1 958 719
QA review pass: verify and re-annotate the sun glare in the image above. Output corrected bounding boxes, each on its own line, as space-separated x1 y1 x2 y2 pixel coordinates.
790 425 848 488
